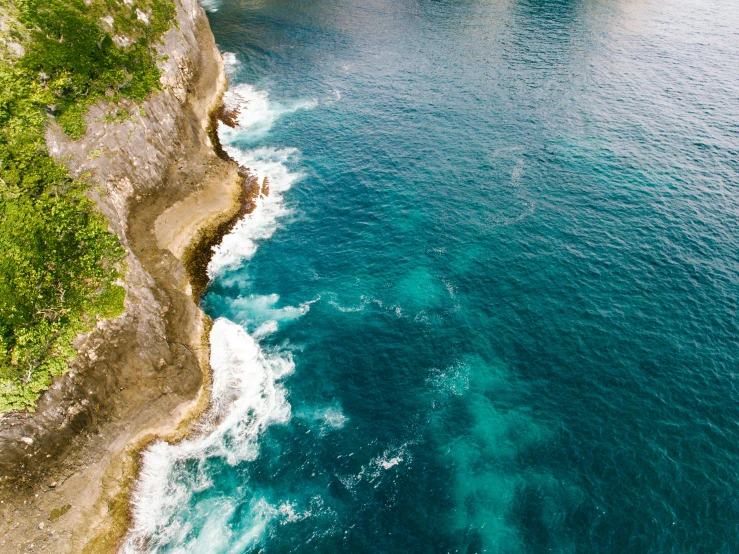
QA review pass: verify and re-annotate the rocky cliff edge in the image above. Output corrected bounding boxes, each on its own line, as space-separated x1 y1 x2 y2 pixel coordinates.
0 1 243 551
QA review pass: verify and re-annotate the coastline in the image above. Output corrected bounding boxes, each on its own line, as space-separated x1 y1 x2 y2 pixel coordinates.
75 113 256 553
180 109 262 300
0 1 247 552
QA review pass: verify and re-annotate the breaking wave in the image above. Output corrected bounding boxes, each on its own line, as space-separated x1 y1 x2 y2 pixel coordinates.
122 319 295 552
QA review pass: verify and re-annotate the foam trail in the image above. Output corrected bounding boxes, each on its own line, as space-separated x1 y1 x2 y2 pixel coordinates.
123 84 314 552
296 401 348 435
223 293 318 331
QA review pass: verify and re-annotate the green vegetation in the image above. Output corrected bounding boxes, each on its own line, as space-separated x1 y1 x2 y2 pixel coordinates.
50 503 72 520
17 0 175 137
105 107 133 124
0 0 175 412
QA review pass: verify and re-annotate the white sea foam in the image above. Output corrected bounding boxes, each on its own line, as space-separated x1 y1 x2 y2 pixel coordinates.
219 84 316 143
207 146 303 278
222 52 240 74
338 444 411 496
225 293 317 330
372 444 409 471
427 362 470 408
378 455 402 470
328 301 365 313
123 319 295 552
324 87 342 105
277 500 316 524
209 85 317 280
327 293 389 315
510 159 524 188
442 277 456 299
296 401 348 434
253 319 279 339
327 293 369 313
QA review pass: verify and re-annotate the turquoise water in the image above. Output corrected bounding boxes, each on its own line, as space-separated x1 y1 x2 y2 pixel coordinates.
125 0 739 552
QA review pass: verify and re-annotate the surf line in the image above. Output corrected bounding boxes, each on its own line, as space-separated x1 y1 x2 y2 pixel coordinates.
123 81 315 553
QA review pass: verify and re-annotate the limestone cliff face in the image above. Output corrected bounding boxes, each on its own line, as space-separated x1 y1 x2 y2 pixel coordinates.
0 1 240 550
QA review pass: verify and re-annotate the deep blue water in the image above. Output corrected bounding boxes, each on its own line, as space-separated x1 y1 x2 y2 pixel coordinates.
126 0 739 552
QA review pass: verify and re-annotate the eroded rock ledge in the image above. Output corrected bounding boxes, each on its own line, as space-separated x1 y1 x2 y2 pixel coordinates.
0 1 242 551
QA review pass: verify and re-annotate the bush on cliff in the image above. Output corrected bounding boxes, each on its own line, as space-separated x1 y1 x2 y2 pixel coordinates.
0 0 175 412
17 0 175 137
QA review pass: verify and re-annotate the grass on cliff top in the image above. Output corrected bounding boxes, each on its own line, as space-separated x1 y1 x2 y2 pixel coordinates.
0 0 175 412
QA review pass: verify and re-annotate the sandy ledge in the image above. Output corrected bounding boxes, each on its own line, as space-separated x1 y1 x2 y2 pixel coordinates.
0 0 253 551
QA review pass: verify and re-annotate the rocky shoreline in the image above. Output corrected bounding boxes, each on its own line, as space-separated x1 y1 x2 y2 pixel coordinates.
0 1 244 551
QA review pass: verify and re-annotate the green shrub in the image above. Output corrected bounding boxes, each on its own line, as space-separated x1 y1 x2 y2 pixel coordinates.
16 0 175 137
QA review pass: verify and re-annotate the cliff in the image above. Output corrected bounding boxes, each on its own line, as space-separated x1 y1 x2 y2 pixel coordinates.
0 0 244 551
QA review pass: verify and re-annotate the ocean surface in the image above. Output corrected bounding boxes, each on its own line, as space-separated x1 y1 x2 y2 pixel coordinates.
124 0 739 551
